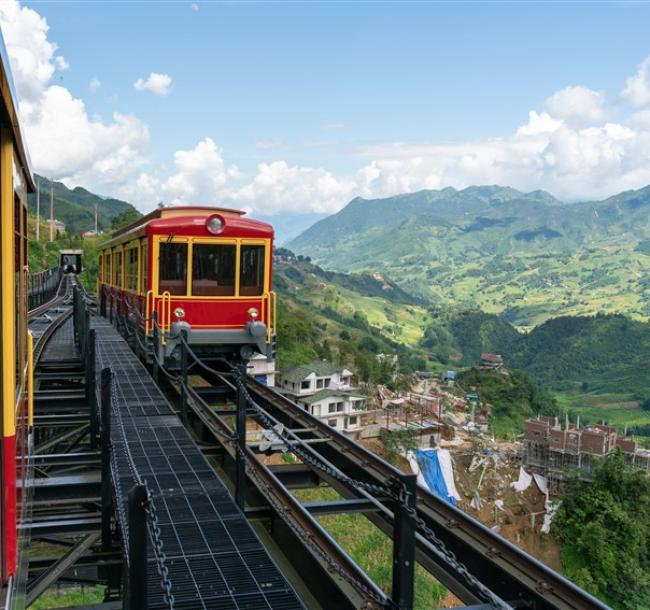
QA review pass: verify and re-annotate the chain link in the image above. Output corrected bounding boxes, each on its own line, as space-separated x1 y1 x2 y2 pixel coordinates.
236 443 391 610
106 358 176 609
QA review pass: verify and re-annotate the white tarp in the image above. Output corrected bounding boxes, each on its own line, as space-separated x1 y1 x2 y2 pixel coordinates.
510 466 533 492
542 501 561 534
533 473 549 496
436 448 462 501
405 450 427 488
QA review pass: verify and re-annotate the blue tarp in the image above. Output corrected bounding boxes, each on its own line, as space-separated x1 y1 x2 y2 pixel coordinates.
416 450 456 506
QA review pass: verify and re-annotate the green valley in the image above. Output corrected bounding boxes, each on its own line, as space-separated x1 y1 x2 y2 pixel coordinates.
288 185 650 326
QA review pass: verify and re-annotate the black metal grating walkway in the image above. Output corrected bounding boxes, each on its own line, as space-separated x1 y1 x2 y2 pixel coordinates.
90 317 305 610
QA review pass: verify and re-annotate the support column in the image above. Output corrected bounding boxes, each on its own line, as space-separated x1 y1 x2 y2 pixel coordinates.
125 484 148 610
101 367 112 551
392 473 417 610
179 330 188 426
87 329 98 449
235 363 247 511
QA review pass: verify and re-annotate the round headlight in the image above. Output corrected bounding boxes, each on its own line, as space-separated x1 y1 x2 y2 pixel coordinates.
174 307 185 319
248 307 259 320
206 215 224 235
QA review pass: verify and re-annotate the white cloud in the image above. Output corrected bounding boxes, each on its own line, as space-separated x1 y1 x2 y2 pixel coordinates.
545 86 606 123
161 138 240 204
4 0 650 219
134 72 172 96
89 76 101 91
232 161 354 215
0 0 150 204
621 56 650 107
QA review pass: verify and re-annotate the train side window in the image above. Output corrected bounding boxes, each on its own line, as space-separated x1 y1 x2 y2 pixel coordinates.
192 244 236 296
159 242 188 295
141 241 148 293
106 253 112 285
114 251 122 288
98 254 103 283
126 247 138 291
239 245 265 296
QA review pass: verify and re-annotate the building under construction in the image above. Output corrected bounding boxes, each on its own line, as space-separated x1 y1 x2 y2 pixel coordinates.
523 415 650 491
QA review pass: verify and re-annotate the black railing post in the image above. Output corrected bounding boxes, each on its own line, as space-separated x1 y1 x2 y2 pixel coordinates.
72 287 79 344
101 367 113 552
151 311 159 385
235 363 247 511
180 331 188 426
392 473 417 610
100 287 106 318
125 484 148 610
88 329 98 449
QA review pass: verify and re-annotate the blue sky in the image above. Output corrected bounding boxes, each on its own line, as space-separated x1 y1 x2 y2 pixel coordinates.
4 1 650 231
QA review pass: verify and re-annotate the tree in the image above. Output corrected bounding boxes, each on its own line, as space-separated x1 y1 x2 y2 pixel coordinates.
111 208 141 230
553 452 650 609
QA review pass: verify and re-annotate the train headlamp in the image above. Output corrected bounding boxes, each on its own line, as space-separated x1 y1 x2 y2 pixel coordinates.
206 215 224 235
174 307 185 319
248 307 259 320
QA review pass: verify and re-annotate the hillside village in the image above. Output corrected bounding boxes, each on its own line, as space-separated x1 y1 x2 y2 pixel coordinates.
251 344 650 571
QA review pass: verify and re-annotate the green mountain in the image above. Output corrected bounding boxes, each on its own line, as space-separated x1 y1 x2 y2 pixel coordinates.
288 185 650 325
27 175 140 234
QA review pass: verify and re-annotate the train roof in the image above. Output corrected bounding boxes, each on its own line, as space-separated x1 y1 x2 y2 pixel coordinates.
103 205 273 247
0 30 35 192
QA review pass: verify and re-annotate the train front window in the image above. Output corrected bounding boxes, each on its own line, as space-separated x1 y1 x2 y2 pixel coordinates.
192 244 236 296
159 242 187 295
239 245 265 296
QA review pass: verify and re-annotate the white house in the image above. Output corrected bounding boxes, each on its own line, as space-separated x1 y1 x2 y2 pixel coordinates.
297 389 367 431
247 354 277 387
279 360 353 397
279 360 364 432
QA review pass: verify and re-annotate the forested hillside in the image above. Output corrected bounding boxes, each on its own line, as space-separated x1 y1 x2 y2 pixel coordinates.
27 175 140 234
288 185 650 325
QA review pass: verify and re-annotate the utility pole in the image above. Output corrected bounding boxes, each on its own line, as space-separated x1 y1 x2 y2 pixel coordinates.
95 203 98 234
35 177 40 241
49 183 54 242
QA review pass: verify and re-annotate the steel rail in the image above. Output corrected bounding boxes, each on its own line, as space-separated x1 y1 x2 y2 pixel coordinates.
28 272 69 319
181 381 391 609
244 377 610 610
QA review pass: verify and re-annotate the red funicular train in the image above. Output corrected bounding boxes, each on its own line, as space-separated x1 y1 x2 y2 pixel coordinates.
98 206 276 361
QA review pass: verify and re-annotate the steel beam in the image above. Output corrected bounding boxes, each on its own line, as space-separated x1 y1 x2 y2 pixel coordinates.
26 532 100 607
31 473 101 503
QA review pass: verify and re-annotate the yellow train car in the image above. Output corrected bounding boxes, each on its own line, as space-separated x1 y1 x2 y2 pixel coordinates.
0 30 37 599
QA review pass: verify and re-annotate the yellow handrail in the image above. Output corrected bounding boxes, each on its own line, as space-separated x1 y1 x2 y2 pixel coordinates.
159 291 171 345
265 291 277 343
145 290 154 336
27 330 34 428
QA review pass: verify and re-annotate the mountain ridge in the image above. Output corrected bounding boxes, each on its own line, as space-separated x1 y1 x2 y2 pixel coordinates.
288 184 650 325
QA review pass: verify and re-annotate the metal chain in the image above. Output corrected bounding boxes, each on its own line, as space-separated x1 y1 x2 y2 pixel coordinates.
236 443 390 610
396 484 511 610
106 362 176 609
